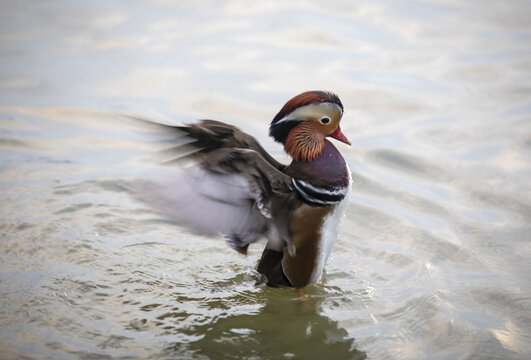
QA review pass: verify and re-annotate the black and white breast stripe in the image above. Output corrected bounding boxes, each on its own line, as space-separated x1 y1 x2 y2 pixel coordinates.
291 178 348 207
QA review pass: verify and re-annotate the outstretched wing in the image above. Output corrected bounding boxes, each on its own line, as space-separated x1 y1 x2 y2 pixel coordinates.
166 120 286 171
132 118 293 254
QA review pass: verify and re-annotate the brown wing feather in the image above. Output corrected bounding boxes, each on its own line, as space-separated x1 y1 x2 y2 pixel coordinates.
176 120 287 172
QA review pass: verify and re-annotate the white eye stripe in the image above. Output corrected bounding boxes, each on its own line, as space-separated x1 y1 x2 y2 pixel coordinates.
275 103 343 125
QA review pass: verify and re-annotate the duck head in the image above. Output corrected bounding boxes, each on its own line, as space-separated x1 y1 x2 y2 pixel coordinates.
269 91 351 162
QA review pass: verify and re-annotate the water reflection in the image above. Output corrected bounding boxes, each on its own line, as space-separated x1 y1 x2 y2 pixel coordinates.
163 288 366 360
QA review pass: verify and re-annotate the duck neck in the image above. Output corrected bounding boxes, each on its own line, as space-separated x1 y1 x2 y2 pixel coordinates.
286 140 350 191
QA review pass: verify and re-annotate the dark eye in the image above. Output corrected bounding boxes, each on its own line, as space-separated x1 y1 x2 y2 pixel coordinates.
319 117 330 124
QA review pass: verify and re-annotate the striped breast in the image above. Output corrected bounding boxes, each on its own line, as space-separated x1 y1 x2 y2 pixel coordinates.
291 178 349 207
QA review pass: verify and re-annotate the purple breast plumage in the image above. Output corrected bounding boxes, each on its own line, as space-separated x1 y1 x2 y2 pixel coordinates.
291 141 350 207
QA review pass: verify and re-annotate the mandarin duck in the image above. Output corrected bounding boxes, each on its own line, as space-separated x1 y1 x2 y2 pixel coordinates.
140 91 352 288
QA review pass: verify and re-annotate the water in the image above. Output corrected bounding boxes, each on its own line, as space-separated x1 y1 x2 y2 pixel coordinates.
1 1 531 359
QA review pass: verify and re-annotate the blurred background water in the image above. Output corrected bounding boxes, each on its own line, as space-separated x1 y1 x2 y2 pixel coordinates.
1 1 530 359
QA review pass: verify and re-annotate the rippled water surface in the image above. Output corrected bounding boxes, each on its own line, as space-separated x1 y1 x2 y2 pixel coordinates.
1 1 531 359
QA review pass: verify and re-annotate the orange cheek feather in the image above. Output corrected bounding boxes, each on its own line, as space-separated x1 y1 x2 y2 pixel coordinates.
284 123 325 162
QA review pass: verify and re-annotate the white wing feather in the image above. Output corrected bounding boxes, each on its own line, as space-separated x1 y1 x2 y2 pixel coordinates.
135 167 268 247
